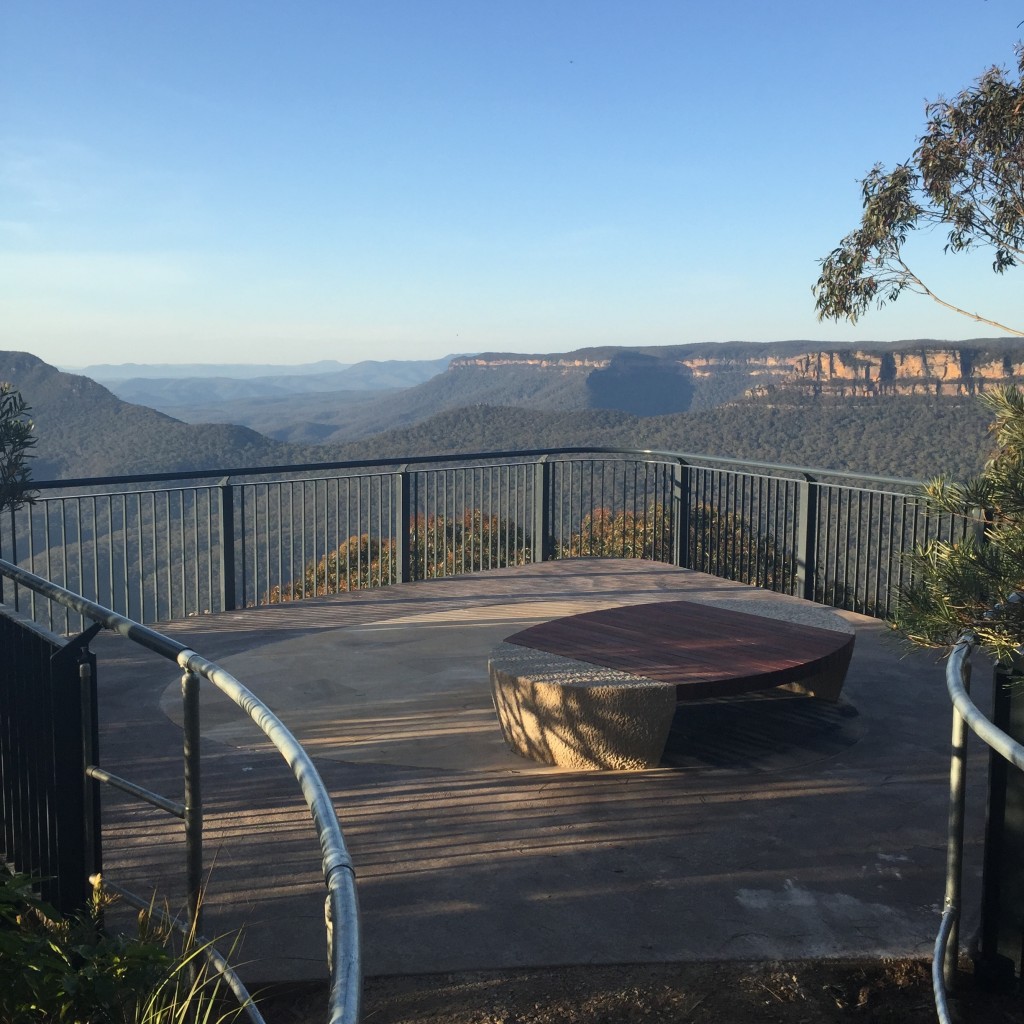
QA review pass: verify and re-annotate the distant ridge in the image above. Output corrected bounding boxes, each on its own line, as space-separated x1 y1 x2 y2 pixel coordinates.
72 359 353 380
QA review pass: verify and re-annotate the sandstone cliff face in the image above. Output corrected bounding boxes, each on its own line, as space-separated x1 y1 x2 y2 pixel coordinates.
721 348 1024 397
452 348 1024 398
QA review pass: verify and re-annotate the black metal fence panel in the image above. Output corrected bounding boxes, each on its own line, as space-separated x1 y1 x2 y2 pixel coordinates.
0 609 100 913
0 449 967 630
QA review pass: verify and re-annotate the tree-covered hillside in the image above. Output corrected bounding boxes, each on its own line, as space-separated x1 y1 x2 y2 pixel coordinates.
331 396 991 482
0 352 302 480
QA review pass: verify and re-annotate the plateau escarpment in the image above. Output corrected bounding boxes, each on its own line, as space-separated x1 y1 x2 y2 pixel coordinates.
452 342 1024 400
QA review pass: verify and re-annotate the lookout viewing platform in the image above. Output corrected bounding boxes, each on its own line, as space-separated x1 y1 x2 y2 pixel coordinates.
90 558 977 983
0 446 1006 1022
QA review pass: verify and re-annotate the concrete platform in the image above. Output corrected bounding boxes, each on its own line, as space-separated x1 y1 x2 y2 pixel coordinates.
88 560 992 986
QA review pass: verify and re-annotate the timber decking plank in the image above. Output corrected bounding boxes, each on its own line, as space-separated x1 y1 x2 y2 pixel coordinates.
505 600 855 700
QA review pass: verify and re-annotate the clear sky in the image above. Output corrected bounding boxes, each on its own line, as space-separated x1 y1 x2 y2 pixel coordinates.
2 0 1022 368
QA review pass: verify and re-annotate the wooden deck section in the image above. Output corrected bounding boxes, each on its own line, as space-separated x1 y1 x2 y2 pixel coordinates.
505 600 856 701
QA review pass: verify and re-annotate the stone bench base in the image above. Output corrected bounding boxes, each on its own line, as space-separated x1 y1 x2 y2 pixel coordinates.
489 643 677 770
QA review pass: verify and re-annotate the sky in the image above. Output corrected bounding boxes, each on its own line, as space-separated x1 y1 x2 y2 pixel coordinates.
2 0 1023 368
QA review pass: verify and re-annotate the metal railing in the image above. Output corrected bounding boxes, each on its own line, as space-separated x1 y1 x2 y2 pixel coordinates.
0 444 982 1024
935 637 1024 1023
0 558 361 1024
0 448 967 633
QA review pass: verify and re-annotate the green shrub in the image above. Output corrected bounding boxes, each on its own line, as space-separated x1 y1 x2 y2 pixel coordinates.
0 867 249 1023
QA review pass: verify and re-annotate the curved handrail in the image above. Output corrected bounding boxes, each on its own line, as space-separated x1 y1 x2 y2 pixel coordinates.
29 444 926 492
0 557 361 1024
935 636 1024 1024
947 640 1024 770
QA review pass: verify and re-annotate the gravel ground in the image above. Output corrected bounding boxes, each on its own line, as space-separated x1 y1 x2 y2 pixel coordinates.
256 958 1024 1023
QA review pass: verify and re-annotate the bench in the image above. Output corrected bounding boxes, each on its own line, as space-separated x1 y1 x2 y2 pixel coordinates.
488 600 856 770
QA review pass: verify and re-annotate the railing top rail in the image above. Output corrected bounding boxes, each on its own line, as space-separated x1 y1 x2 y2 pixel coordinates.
0 557 361 1024
946 638 1024 771
31 446 927 493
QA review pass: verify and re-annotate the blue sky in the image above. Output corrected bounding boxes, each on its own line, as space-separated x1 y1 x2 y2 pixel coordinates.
2 1 1022 367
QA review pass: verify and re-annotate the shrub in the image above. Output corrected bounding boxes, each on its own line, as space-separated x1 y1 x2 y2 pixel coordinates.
0 867 249 1023
268 510 532 602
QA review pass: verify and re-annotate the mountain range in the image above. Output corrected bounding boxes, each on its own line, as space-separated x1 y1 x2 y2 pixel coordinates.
3 340 1017 484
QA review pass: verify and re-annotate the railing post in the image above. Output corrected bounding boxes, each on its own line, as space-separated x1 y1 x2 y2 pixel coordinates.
943 664 970 989
217 478 236 612
182 668 204 939
395 467 412 583
79 651 103 910
975 661 1024 988
796 473 819 601
671 460 690 569
532 457 552 563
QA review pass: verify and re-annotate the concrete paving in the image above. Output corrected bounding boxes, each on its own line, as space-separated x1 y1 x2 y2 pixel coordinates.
89 560 993 986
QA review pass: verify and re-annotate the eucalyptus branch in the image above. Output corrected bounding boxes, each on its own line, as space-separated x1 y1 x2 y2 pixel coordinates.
895 258 1024 335
817 44 1024 335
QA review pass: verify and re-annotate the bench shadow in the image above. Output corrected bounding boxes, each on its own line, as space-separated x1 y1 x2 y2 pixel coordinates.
661 691 864 772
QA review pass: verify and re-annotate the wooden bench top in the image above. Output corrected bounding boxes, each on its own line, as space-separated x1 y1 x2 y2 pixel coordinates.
504 600 855 700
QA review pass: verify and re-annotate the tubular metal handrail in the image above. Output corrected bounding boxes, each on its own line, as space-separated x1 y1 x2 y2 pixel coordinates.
26 445 925 493
935 636 1024 1024
0 557 361 1024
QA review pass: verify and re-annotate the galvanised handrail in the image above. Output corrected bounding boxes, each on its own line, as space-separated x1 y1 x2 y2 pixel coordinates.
24 446 927 493
935 635 1024 1024
2 448 961 634
0 557 361 1024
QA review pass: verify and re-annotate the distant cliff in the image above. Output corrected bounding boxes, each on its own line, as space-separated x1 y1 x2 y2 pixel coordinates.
451 340 1024 399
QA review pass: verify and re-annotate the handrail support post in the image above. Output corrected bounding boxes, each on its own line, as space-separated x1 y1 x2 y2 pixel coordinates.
796 473 819 601
533 457 552 563
396 466 412 583
217 478 236 612
943 658 970 989
671 460 690 569
182 668 204 938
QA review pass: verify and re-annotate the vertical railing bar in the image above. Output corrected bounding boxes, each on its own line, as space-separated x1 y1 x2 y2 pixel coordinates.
630 462 638 559
202 488 211 614
356 478 363 587
276 484 284 601
43 501 54 628
175 492 183 618
756 475 766 587
89 496 99 608
161 491 169 618
896 495 909 606
58 500 68 630
237 485 247 610
871 490 884 615
832 487 844 605
73 498 84 624
838 488 850 608
741 473 750 582
253 482 262 606
331 478 339 593
380 471 387 585
321 478 328 592
299 482 307 599
853 489 865 611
